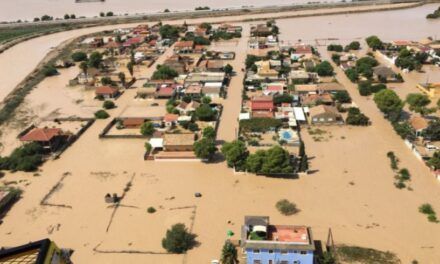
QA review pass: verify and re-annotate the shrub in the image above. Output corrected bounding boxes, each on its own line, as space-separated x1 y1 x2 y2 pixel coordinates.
276 199 299 215
0 143 44 172
314 61 334 76
240 118 282 133
140 122 155 136
152 65 179 80
147 207 156 213
94 110 109 119
102 100 115 109
419 203 435 215
162 223 197 253
327 44 343 52
346 108 370 126
71 51 87 62
42 65 58 77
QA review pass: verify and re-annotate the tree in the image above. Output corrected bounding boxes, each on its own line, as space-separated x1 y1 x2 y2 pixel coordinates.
71 51 87 62
333 91 351 103
373 89 404 122
221 140 249 169
127 61 134 77
345 41 361 51
140 122 155 136
88 51 103 68
365 35 383 50
103 100 115 109
314 61 334 76
276 199 299 215
0 143 44 172
201 96 211 104
274 94 293 105
406 93 431 115
70 14 76 19
152 65 178 80
106 11 114 17
392 121 415 140
195 104 216 121
428 151 440 170
220 241 239 264
345 68 358 82
202 126 216 140
423 119 440 141
99 12 105 17
64 14 70 20
346 108 370 126
159 24 180 39
327 44 343 52
118 72 126 87
162 223 197 253
79 61 88 76
194 138 217 160
224 64 233 75
42 65 58 77
94 110 109 119
260 146 294 174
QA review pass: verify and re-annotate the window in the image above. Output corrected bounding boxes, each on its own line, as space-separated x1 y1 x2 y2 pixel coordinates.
269 260 273 264
281 250 288 255
293 261 299 264
328 118 333 121
293 250 298 254
268 250 274 254
253 260 261 264
280 261 288 264
300 251 307 255
253 249 260 254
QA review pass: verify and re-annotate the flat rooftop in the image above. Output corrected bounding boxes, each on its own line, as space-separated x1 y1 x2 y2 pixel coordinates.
268 225 310 244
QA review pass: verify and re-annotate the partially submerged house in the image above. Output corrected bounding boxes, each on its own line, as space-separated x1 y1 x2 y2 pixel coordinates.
309 105 343 125
20 127 66 151
95 86 120 99
240 216 315 264
373 65 399 82
174 41 195 54
251 95 275 118
0 239 73 264
163 133 195 151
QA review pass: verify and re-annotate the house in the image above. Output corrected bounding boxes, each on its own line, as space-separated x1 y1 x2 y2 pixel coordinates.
417 83 440 98
202 86 222 99
309 105 343 125
164 55 193 74
294 84 318 95
136 85 157 98
197 60 224 72
255 60 279 78
251 24 272 37
163 114 179 127
174 41 194 53
123 36 144 48
155 84 176 99
373 65 398 82
0 239 73 264
410 116 429 137
316 82 346 94
263 83 284 95
176 101 200 115
251 96 275 118
185 72 226 85
241 216 315 264
20 127 65 151
122 118 146 129
163 133 195 151
77 68 100 85
301 93 334 106
95 86 119 99
289 70 310 84
291 45 313 61
184 84 203 98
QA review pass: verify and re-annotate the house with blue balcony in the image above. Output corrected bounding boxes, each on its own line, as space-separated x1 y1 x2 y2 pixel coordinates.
240 216 315 264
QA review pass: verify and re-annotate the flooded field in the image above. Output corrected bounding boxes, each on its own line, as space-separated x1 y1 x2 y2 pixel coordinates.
0 0 336 21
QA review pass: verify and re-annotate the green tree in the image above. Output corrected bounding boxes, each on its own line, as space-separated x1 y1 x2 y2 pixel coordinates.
246 150 265 173
42 65 58 77
428 151 440 170
71 51 87 62
333 91 351 103
195 104 216 121
94 110 109 119
140 122 155 136
406 93 431 115
365 35 383 50
127 61 134 77
88 51 103 68
194 138 217 160
159 24 180 39
79 61 88 77
221 140 249 169
346 108 370 126
345 68 359 82
260 146 294 174
201 96 211 104
152 65 179 80
162 223 197 253
64 14 70 20
345 41 361 51
392 121 416 140
103 100 115 109
202 126 216 140
118 72 126 87
224 64 233 75
220 241 239 264
423 119 440 141
314 61 334 76
374 89 404 122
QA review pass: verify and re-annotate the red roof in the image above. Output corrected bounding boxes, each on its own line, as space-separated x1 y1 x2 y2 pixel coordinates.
123 37 143 47
174 41 194 48
164 114 179 122
251 97 274 111
156 87 175 97
96 86 119 96
20 128 62 142
293 45 313 54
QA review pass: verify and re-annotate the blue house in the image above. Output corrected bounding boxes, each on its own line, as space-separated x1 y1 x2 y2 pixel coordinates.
240 216 315 264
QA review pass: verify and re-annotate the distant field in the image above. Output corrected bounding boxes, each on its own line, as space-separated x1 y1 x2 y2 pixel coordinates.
0 24 72 45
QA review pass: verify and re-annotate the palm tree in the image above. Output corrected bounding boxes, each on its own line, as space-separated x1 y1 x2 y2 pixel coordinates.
220 241 238 264
118 72 126 87
79 61 88 82
127 61 134 77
